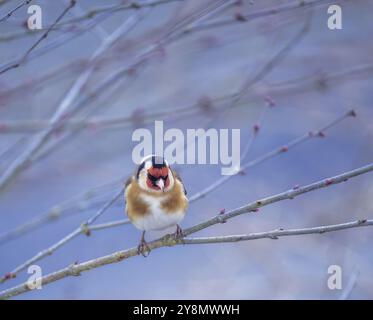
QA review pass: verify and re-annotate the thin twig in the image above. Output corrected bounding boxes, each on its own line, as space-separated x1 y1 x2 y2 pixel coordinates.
229 10 311 108
0 0 33 23
240 102 269 162
0 0 234 191
0 6 147 191
0 188 124 284
0 10 115 71
56 0 182 26
182 220 373 245
0 178 124 245
1 60 371 134
189 109 355 202
339 268 359 300
66 0 108 40
183 164 373 236
191 0 335 33
0 0 332 39
0 0 76 75
23 0 236 165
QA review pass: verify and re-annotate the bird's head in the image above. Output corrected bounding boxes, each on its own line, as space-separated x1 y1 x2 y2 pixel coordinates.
136 155 174 193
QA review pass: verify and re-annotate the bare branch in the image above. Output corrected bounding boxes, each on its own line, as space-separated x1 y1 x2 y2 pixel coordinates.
54 0 183 27
189 109 355 202
0 178 124 245
230 11 311 108
0 11 115 70
191 0 336 33
0 7 147 191
0 188 123 284
1 60 370 134
0 0 331 43
0 0 235 191
0 0 33 23
66 0 109 41
182 220 373 245
183 163 373 236
0 0 76 75
0 163 372 298
26 1 308 169
339 268 359 300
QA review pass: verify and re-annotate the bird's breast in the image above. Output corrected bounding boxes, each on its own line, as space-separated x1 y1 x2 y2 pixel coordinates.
125 178 188 231
131 193 186 231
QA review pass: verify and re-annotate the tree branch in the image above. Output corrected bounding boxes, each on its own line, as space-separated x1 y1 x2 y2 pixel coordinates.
0 178 124 245
0 0 76 75
191 0 336 33
0 0 235 191
182 163 373 236
182 219 373 244
0 5 147 191
0 163 372 299
0 188 123 284
0 0 33 23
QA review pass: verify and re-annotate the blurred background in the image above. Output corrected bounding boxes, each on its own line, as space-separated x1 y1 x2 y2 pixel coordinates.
0 0 372 299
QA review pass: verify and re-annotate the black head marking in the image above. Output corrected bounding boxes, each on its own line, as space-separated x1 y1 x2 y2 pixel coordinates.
136 161 145 179
152 155 166 168
136 156 168 180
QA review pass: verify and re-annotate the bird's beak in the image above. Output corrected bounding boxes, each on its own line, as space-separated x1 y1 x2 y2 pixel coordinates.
156 179 165 192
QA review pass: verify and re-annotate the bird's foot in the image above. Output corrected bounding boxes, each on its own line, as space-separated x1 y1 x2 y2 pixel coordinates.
174 224 184 240
137 239 151 257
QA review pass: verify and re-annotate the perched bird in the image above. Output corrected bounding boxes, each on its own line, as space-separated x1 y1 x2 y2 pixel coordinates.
125 155 188 256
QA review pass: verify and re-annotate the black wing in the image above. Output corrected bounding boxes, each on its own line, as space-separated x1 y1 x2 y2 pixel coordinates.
173 170 187 195
124 176 132 191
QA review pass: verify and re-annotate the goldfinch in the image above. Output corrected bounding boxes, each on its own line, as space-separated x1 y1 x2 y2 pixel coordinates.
125 155 188 256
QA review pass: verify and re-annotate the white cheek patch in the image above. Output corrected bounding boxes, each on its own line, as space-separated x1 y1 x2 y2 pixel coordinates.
167 172 175 191
138 171 148 190
144 161 152 170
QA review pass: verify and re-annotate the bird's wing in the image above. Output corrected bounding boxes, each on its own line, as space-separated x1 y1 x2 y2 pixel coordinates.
172 169 187 195
124 176 133 191
123 176 133 205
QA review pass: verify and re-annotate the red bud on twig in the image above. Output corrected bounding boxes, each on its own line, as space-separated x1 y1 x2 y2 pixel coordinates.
349 110 357 117
264 95 276 107
198 95 214 115
280 146 288 153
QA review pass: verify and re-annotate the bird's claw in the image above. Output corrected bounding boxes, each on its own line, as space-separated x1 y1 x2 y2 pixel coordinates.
137 239 151 257
174 224 184 240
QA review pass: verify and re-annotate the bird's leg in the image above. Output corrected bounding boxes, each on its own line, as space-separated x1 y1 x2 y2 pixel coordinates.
174 224 184 240
137 231 151 257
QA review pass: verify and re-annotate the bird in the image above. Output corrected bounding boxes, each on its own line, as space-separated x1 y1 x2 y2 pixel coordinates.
124 155 188 256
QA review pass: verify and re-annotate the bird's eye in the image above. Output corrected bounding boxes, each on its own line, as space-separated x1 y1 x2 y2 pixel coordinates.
147 173 158 182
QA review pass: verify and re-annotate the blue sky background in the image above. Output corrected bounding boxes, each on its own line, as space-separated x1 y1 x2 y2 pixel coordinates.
0 0 372 299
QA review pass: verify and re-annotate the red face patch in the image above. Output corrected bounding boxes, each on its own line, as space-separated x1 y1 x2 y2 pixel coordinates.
148 167 168 178
146 166 170 190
